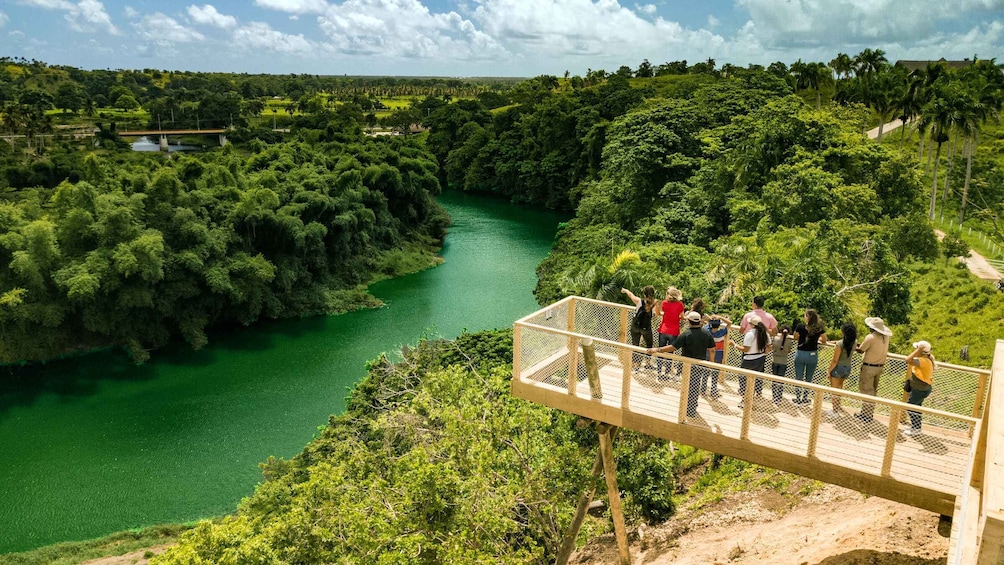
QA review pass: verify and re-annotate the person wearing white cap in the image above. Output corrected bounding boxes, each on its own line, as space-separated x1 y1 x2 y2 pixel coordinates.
854 316 893 423
903 340 936 436
648 310 715 418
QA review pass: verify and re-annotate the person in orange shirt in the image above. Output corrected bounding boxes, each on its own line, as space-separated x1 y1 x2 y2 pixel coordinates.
903 340 935 437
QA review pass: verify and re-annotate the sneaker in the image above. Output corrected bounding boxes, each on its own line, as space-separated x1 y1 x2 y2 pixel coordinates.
904 428 922 437
824 409 838 419
853 413 873 423
737 401 745 409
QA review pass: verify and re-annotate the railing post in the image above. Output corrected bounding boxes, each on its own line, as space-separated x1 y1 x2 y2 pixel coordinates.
807 389 824 458
567 298 578 395
513 325 522 381
678 359 692 423
882 407 902 477
717 339 728 386
581 338 602 400
621 347 632 412
740 372 755 440
619 308 628 343
973 371 988 420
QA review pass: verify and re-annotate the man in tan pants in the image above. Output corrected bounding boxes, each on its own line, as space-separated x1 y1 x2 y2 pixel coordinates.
855 317 892 422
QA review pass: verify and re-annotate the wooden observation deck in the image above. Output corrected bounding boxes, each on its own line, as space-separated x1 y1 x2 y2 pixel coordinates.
511 296 1003 564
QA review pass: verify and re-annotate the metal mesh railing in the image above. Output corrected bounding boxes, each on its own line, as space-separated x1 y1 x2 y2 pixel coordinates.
513 296 984 497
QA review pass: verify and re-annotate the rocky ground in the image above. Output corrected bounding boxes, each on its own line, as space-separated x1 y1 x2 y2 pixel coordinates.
571 483 949 565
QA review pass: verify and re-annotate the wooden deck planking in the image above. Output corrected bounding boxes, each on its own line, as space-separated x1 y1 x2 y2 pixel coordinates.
517 359 969 503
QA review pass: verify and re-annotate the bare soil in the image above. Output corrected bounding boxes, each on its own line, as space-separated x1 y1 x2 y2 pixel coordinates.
571 484 948 565
79 545 170 565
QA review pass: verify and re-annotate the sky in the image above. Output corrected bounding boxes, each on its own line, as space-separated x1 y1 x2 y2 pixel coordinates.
1 0 1002 77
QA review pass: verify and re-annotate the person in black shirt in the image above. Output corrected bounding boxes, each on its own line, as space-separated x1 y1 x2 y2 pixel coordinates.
648 311 715 418
792 309 828 404
623 286 657 371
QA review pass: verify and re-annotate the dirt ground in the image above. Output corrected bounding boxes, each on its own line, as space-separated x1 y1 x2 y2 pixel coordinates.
80 545 170 565
571 484 949 565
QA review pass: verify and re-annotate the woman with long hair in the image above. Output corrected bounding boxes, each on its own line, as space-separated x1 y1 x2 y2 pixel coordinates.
737 314 771 408
770 324 793 404
793 309 828 404
825 322 856 417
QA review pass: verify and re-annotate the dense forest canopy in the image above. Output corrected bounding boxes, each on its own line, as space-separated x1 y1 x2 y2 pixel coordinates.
0 136 448 363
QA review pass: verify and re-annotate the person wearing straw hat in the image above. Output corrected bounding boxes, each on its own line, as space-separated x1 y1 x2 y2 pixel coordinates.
854 316 893 423
648 311 715 418
903 340 936 437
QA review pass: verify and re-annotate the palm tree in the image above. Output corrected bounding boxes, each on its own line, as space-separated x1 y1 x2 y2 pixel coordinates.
959 59 1004 221
921 82 970 220
853 48 889 77
829 53 853 80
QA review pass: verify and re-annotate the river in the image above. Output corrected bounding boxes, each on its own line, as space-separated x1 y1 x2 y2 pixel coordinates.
0 191 567 553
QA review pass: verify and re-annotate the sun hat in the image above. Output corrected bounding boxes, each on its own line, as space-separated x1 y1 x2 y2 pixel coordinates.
864 317 893 337
685 311 702 324
913 340 932 353
666 287 682 301
748 314 762 327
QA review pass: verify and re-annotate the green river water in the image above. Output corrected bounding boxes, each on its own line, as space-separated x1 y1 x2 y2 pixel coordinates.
0 191 567 553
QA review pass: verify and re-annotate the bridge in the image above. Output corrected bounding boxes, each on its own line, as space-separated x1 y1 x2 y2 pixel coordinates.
117 129 228 150
511 296 1002 564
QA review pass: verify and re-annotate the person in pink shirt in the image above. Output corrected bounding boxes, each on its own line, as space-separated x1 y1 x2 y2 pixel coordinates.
739 296 778 337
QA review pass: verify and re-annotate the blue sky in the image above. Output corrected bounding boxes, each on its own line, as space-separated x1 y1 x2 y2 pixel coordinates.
2 0 1002 76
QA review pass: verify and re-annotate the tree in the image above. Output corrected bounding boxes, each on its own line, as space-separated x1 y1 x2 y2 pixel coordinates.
941 232 971 265
55 82 84 114
116 94 139 111
853 48 889 77
828 53 853 80
636 59 654 78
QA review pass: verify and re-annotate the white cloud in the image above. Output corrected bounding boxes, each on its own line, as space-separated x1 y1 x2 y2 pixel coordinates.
188 4 237 28
468 0 724 61
123 6 138 18
254 0 328 14
736 0 989 47
21 0 119 34
134 12 205 42
636 3 656 15
0 11 8 27
232 21 315 53
707 14 719 28
317 0 507 59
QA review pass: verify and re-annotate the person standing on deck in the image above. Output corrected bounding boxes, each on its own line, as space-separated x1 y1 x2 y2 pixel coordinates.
622 286 657 372
647 311 715 418
740 296 778 337
903 341 936 436
854 317 892 423
656 287 685 380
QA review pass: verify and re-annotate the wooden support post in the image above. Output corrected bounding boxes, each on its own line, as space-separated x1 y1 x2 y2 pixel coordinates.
807 390 824 458
718 339 728 385
567 300 578 395
677 359 692 423
597 423 631 565
581 339 602 399
555 452 604 565
882 407 902 477
740 372 755 440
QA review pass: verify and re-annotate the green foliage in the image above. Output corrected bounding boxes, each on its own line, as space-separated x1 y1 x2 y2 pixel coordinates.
0 138 448 363
156 331 679 564
941 232 971 264
896 262 1004 368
